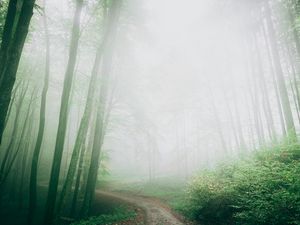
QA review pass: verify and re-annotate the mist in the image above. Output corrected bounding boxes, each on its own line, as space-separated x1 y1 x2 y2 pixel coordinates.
0 0 300 224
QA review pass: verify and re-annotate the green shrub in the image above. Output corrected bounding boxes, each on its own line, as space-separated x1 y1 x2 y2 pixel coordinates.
184 142 300 225
70 207 136 225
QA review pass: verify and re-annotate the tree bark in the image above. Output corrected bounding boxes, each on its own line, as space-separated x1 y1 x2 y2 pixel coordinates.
27 1 50 223
57 44 103 216
0 0 18 83
0 0 36 144
80 0 121 216
44 1 84 224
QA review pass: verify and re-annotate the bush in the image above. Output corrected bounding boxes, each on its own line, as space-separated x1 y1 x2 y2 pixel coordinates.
184 142 300 225
70 207 136 225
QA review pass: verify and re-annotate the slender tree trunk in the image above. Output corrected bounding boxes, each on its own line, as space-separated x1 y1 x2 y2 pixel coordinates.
248 54 265 146
0 83 28 178
222 87 240 149
0 0 18 83
56 37 105 216
287 7 300 61
4 80 21 129
0 0 36 144
79 122 95 199
80 0 121 216
70 143 87 216
28 2 51 223
232 87 247 149
262 25 287 136
0 88 35 187
286 43 300 123
254 33 277 141
44 1 84 224
18 109 34 209
264 1 296 138
208 85 227 154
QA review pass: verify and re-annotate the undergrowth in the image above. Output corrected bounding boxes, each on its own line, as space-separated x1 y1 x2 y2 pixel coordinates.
182 141 300 225
70 207 137 225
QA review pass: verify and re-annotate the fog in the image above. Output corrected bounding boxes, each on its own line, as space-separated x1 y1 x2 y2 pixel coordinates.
15 0 294 179
0 0 299 224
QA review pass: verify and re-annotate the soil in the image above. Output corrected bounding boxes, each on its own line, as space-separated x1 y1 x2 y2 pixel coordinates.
94 190 187 225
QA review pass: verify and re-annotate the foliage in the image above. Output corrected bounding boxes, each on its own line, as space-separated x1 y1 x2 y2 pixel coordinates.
70 207 136 225
183 142 300 225
0 0 8 40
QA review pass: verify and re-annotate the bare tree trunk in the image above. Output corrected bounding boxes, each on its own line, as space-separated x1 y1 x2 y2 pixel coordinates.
208 85 227 154
80 0 122 216
70 143 87 216
56 34 105 216
264 1 296 138
0 88 35 188
232 87 247 149
222 87 240 149
0 83 28 178
44 1 84 224
28 1 51 223
0 0 18 82
254 33 277 142
262 25 287 136
0 0 36 144
18 109 34 209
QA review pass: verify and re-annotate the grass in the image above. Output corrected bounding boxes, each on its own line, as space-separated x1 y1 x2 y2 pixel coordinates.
107 176 188 212
70 207 137 225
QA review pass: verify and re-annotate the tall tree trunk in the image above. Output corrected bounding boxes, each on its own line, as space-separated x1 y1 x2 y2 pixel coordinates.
44 1 84 224
262 25 287 136
208 85 227 154
80 0 121 216
287 7 300 61
264 1 296 138
0 83 28 178
0 0 18 82
28 1 50 223
232 87 247 149
0 88 35 187
286 42 300 123
18 109 34 209
4 80 21 129
70 143 87 216
0 0 36 144
222 87 240 149
254 33 277 142
57 44 103 216
248 53 265 146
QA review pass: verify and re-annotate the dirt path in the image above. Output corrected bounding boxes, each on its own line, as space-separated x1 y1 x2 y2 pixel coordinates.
95 190 184 225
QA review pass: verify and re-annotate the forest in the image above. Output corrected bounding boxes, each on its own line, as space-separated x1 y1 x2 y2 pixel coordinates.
0 0 300 224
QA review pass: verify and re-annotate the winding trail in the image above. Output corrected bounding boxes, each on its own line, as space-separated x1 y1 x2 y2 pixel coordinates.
95 190 184 225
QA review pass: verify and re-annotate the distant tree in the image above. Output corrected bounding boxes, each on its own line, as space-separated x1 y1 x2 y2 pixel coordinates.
264 0 296 138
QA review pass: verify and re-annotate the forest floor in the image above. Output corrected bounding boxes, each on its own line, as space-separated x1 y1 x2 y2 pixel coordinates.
94 190 187 225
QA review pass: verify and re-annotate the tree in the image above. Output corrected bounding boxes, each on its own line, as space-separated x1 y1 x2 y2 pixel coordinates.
43 0 84 224
80 0 122 216
57 19 105 217
264 0 296 138
0 0 36 144
27 0 50 223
